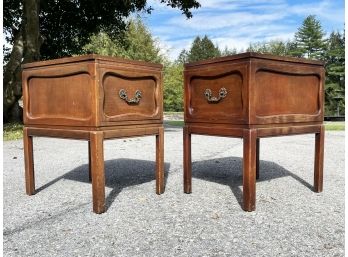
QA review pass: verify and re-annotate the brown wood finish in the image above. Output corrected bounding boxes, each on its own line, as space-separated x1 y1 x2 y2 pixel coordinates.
24 127 35 195
314 125 324 192
183 52 325 211
156 126 165 194
243 129 257 211
183 126 192 193
22 54 163 127
256 138 260 180
88 141 92 182
22 55 164 214
90 131 105 214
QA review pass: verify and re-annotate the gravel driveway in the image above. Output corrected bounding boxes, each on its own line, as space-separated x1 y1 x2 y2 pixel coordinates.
3 126 344 257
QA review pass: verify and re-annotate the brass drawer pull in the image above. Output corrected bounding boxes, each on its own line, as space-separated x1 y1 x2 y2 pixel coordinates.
119 89 142 104
204 88 227 103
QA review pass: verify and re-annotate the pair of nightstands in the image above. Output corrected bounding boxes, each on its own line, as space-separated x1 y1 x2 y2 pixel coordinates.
22 53 324 213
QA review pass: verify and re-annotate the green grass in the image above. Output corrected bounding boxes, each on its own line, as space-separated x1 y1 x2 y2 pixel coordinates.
165 120 184 127
324 122 345 131
3 123 24 141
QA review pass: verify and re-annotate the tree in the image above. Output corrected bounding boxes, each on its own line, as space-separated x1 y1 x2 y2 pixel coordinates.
247 40 293 56
292 15 326 59
324 31 345 115
163 63 184 111
3 0 200 122
221 46 237 56
83 18 165 64
177 49 189 64
187 35 221 62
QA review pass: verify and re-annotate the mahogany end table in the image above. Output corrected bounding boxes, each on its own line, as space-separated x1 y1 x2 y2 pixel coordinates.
183 52 325 211
22 55 164 214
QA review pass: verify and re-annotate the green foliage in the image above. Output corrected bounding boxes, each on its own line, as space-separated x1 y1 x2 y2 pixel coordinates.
177 49 189 64
186 35 221 62
123 19 164 63
83 32 126 57
83 18 164 63
221 46 238 56
163 63 184 111
3 0 200 61
324 31 345 116
247 40 293 56
293 15 326 59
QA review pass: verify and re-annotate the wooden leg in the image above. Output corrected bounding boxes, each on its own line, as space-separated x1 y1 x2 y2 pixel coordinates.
243 129 257 211
24 127 35 195
314 125 324 192
256 138 260 180
89 132 105 214
183 126 192 193
156 126 165 194
88 141 92 182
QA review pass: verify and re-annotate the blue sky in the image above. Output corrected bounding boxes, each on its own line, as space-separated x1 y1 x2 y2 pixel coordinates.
139 0 345 60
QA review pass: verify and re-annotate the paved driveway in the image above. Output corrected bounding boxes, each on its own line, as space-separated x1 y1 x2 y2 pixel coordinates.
3 127 344 257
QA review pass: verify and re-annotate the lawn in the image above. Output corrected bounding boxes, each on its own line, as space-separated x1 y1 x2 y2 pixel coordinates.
324 121 345 131
3 123 24 141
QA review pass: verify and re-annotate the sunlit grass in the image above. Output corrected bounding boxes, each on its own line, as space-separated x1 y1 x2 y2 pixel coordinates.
165 120 184 127
3 123 24 141
324 122 345 131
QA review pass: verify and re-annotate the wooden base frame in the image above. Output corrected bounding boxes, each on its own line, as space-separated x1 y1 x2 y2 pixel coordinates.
23 125 165 214
183 123 324 212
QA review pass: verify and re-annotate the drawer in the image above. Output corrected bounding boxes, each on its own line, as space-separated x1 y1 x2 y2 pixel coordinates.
185 64 248 124
100 68 162 123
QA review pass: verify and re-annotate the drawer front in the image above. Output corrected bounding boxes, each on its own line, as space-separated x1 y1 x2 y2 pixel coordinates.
251 61 324 124
22 62 96 126
100 68 162 123
185 65 247 123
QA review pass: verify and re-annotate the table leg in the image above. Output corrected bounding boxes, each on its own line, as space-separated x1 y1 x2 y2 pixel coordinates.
88 141 92 182
243 129 257 211
89 132 105 214
156 127 165 194
183 126 192 193
256 138 260 180
314 125 324 192
24 127 35 195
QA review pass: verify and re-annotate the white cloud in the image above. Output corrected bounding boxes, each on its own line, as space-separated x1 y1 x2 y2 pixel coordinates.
143 0 344 60
167 11 287 31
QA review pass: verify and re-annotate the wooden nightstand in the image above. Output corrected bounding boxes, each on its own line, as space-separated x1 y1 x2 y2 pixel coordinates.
183 52 325 211
22 55 164 214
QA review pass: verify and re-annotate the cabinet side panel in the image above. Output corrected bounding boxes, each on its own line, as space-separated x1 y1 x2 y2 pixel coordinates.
23 62 96 126
251 60 324 124
28 74 92 119
255 70 320 115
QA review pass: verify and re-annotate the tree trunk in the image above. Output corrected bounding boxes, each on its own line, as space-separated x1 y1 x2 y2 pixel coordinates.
3 0 41 123
3 28 24 123
22 0 41 63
